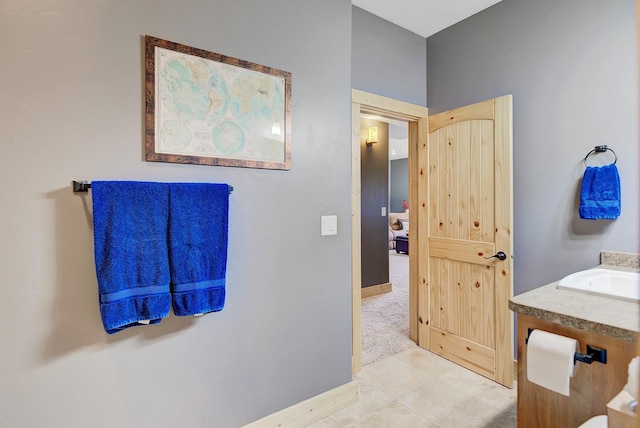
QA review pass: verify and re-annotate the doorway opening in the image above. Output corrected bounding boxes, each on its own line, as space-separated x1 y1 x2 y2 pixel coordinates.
359 114 412 365
351 89 428 373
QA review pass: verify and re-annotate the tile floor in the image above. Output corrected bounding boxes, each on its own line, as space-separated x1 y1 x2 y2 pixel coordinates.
308 345 517 427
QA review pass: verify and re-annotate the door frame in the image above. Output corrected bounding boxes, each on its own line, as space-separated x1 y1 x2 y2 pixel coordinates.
351 89 428 373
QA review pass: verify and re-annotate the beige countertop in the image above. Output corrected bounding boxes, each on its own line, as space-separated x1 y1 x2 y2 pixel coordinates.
509 265 640 342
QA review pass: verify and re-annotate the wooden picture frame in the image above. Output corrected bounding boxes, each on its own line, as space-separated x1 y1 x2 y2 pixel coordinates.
144 35 292 170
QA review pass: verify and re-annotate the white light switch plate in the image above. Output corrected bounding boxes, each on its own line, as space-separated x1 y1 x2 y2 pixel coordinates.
381 207 386 216
321 215 337 236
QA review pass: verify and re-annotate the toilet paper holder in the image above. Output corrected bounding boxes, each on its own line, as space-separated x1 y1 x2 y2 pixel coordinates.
574 345 607 365
526 329 607 365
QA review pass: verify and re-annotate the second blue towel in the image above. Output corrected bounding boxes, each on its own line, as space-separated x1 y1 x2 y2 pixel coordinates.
169 183 229 316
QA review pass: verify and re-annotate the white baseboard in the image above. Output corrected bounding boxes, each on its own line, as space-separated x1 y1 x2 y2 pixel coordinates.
242 381 358 428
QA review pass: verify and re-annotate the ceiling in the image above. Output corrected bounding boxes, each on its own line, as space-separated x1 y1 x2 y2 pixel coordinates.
352 0 503 38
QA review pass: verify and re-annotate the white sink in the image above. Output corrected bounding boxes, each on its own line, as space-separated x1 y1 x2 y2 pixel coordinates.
557 268 640 302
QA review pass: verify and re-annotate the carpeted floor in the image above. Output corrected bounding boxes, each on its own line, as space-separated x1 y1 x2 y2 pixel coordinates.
361 251 416 365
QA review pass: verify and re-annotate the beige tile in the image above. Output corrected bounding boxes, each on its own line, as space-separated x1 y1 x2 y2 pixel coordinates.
314 347 516 428
397 372 516 428
329 378 395 426
479 402 517 428
394 346 516 403
342 400 438 428
460 374 517 409
355 354 433 399
393 347 461 377
304 416 342 427
435 359 517 410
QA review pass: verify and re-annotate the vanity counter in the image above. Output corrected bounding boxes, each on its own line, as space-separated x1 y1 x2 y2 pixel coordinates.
509 265 639 342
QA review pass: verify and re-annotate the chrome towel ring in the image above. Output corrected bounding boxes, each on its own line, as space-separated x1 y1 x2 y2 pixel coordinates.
583 145 617 167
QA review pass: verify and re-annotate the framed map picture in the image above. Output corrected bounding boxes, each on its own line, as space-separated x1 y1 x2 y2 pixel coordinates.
145 35 292 170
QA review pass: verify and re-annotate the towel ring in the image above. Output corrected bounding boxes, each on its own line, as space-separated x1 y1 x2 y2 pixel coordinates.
583 145 617 167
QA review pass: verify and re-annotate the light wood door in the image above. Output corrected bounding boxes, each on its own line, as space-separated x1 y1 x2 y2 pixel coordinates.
418 95 514 387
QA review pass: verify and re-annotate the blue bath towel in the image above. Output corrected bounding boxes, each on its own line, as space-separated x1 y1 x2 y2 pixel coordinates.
92 181 172 334
579 164 621 220
168 183 229 316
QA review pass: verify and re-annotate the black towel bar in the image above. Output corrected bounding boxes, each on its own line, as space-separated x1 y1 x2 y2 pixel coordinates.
72 181 234 193
73 181 92 192
583 145 617 167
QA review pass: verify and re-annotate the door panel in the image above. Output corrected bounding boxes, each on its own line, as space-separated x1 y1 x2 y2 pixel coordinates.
419 96 513 387
430 326 495 379
428 236 495 266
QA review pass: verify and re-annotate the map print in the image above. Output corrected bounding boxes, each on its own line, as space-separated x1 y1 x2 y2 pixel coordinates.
155 47 286 162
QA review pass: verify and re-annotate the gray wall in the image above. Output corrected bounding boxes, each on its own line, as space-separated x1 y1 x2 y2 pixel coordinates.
351 4 426 288
361 119 390 287
390 158 409 213
352 6 427 106
0 1 353 427
427 0 639 296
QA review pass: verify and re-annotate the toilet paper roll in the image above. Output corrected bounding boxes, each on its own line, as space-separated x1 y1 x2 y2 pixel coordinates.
527 330 579 396
623 356 639 400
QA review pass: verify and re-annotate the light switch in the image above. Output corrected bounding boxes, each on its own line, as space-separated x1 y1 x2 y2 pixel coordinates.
381 207 387 216
321 215 337 236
